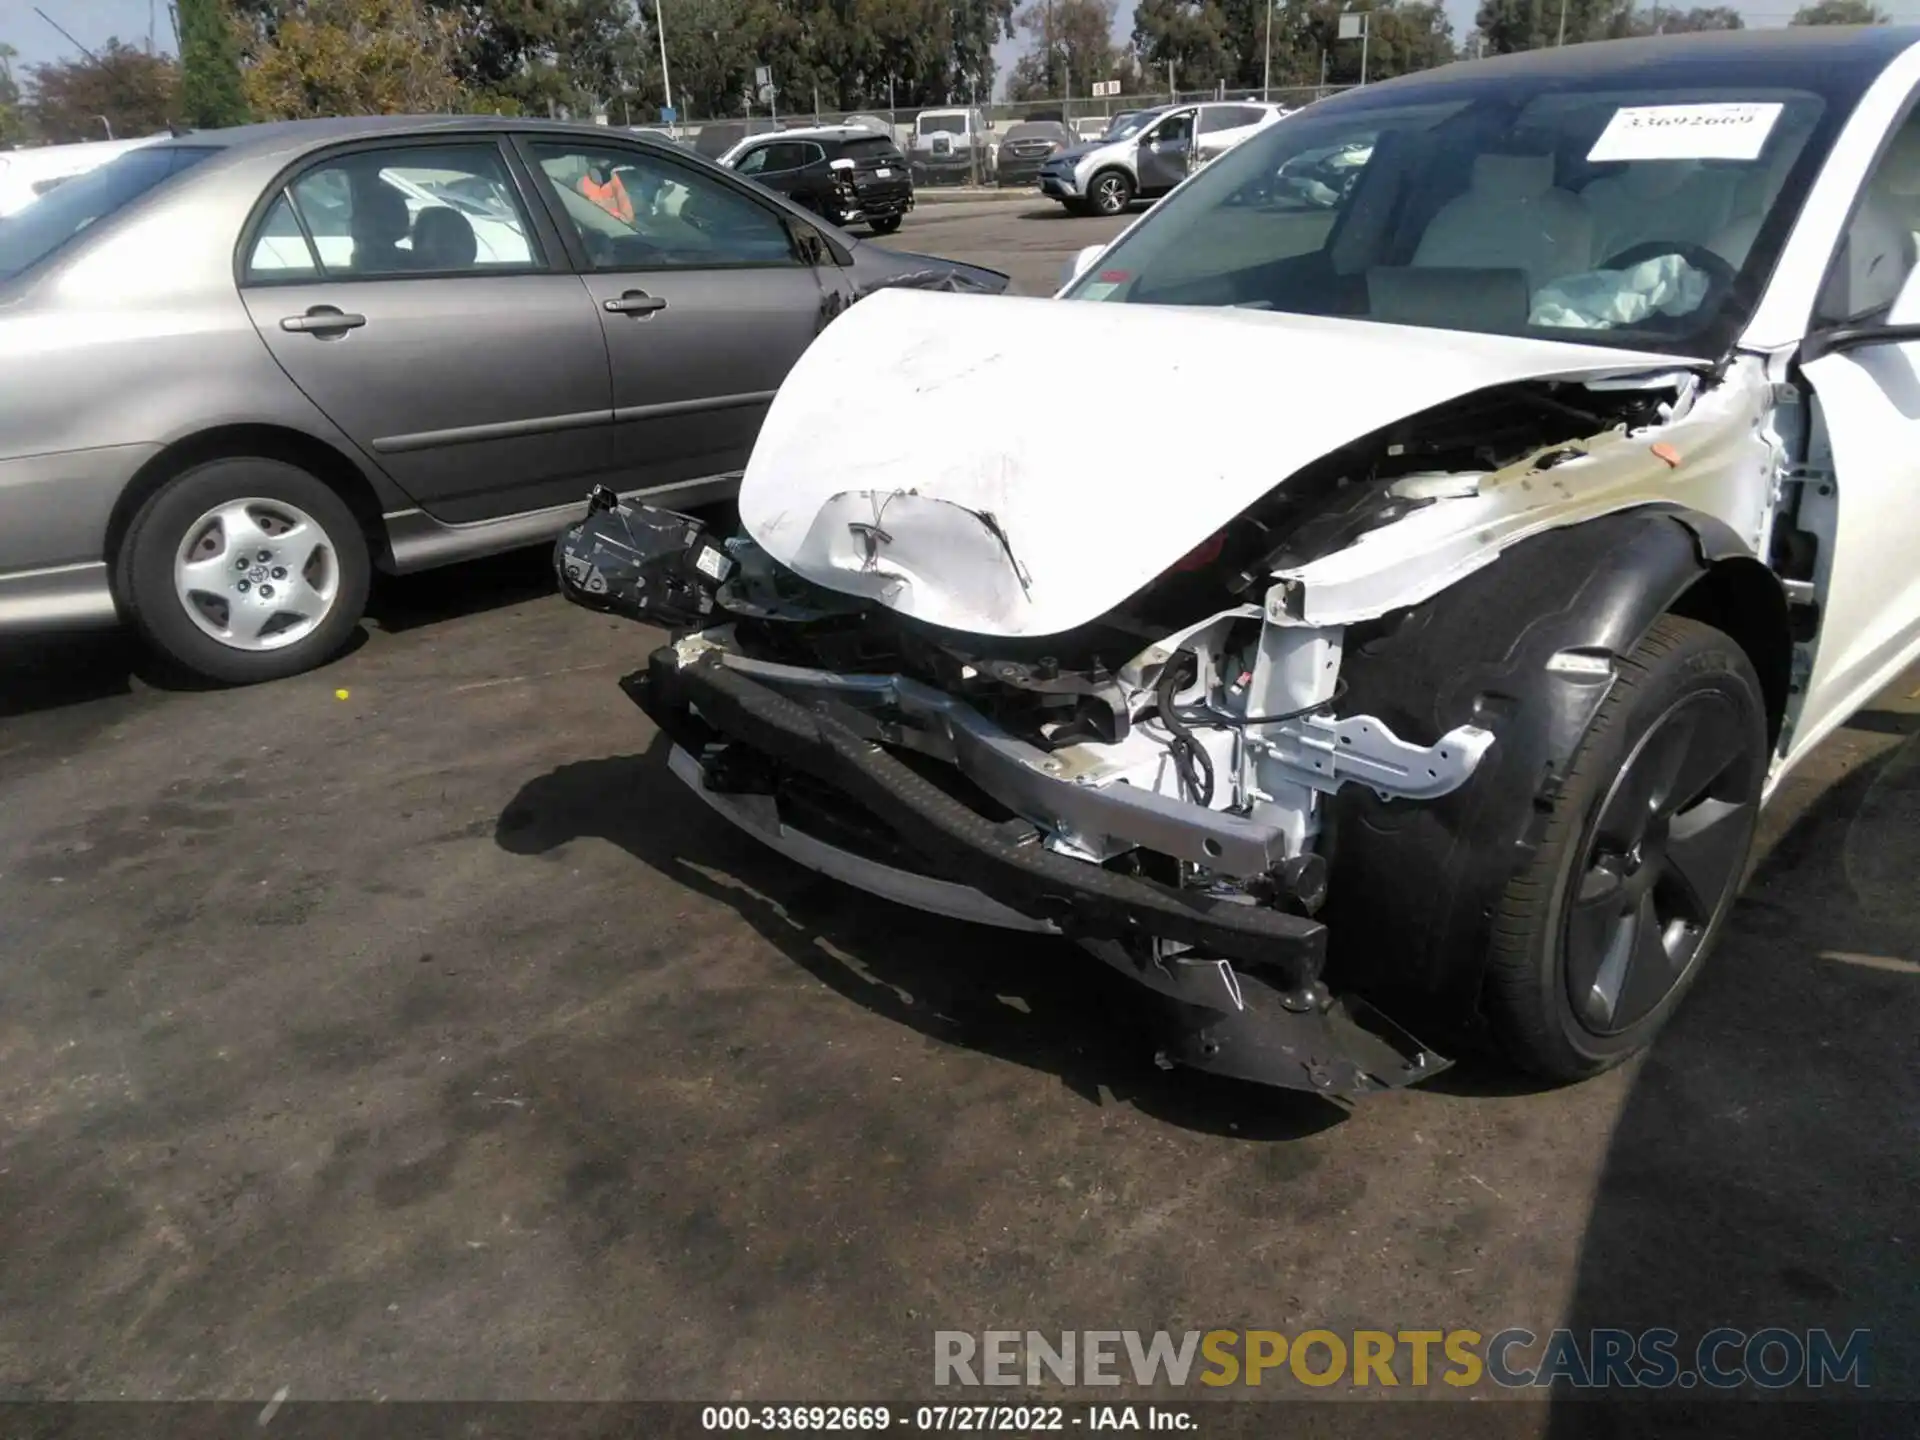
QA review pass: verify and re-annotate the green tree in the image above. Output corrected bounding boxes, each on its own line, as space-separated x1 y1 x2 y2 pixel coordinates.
242 0 465 117
1005 0 1133 101
1637 4 1743 28
178 0 253 126
1130 0 1233 93
1 42 29 147
21 41 180 142
1477 0 1743 49
1790 0 1887 21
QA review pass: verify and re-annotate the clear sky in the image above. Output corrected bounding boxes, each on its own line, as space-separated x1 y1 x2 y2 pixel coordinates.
3 0 1914 97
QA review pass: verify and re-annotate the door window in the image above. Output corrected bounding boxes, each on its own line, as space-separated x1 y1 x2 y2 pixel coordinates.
243 142 541 282
1812 108 1920 326
1198 107 1248 137
1150 112 1195 147
754 142 808 174
528 141 801 271
245 192 321 279
734 144 775 175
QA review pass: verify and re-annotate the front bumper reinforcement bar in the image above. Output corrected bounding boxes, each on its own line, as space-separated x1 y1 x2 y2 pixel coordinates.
631 646 1449 1097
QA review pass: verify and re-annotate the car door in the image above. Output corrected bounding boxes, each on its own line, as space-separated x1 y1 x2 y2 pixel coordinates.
1791 105 1920 758
1194 105 1263 166
784 141 837 214
730 140 791 196
738 140 824 211
1136 109 1196 195
239 137 613 523
518 136 833 502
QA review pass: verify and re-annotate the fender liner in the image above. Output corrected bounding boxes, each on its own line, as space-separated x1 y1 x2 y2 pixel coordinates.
1317 505 1790 1033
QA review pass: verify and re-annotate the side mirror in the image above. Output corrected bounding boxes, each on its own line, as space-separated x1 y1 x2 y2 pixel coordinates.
787 217 851 268
1060 242 1104 292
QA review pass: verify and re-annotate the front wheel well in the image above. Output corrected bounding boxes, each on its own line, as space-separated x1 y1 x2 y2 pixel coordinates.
107 425 392 583
1666 556 1794 751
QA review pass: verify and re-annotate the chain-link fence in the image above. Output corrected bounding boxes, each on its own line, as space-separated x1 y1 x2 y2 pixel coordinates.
628 85 1350 186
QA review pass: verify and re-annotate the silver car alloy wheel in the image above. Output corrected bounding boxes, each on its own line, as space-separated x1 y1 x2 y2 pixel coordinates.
173 498 341 652
1093 175 1127 214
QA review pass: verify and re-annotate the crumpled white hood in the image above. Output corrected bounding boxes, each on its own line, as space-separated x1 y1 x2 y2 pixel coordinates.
740 289 1681 638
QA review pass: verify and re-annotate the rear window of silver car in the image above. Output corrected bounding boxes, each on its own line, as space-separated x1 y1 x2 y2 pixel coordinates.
0 145 216 283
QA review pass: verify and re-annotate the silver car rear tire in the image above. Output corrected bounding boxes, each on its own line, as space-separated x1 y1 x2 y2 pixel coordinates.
117 457 371 685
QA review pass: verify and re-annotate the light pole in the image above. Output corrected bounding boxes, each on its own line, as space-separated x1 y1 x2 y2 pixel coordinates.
1262 0 1273 102
1339 5 1369 86
653 0 675 132
1555 0 1569 46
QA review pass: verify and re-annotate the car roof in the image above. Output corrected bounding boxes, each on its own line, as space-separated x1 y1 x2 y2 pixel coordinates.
740 126 894 144
1365 25 1920 95
152 113 689 160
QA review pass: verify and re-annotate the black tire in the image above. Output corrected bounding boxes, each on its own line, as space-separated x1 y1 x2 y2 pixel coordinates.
868 215 903 235
1486 614 1768 1080
1088 169 1134 216
116 456 372 686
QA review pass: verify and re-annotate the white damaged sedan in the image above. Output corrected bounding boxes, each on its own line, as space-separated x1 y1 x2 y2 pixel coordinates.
558 30 1920 1097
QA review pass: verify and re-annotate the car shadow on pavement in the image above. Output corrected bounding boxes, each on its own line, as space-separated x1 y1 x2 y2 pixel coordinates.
495 732 1347 1142
0 544 564 721
0 631 148 719
365 545 561 634
1547 713 1920 1423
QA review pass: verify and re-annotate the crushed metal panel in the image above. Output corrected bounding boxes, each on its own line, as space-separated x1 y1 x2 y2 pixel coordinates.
1270 356 1779 626
739 288 1696 638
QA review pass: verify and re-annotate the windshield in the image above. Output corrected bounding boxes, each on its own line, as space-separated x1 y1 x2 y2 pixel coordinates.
1065 78 1846 356
0 144 214 282
918 115 967 135
1106 112 1152 140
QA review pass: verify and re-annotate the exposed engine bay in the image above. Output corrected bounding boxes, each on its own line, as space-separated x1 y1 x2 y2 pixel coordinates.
558 293 1831 1099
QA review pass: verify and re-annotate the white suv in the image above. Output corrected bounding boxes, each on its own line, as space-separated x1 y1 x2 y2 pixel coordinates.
909 107 995 186
1037 101 1288 215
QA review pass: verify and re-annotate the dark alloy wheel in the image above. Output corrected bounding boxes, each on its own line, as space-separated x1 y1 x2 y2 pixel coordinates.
1562 689 1760 1036
1487 613 1768 1080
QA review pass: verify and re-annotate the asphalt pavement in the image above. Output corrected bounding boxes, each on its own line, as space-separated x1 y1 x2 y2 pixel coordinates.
1 203 1915 1411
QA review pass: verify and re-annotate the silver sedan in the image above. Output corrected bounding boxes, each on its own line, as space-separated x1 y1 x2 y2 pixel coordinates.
0 115 1004 683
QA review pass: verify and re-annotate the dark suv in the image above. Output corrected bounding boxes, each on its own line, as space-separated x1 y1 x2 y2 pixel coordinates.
722 126 914 235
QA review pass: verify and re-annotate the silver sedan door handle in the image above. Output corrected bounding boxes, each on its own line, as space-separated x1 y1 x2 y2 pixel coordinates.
280 306 366 335
604 290 668 316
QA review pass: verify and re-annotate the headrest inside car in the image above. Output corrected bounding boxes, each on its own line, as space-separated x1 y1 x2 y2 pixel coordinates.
1471 153 1556 198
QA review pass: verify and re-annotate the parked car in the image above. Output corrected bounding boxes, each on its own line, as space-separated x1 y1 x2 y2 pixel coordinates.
1070 116 1111 145
560 28 1920 1100
1037 101 1287 215
0 116 1005 684
909 107 995 186
994 120 1076 187
719 125 914 235
0 135 167 217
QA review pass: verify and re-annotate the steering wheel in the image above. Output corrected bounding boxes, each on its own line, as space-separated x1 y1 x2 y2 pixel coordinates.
1598 240 1739 316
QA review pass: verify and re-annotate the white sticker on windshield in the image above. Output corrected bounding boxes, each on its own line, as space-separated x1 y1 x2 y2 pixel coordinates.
1587 102 1784 163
